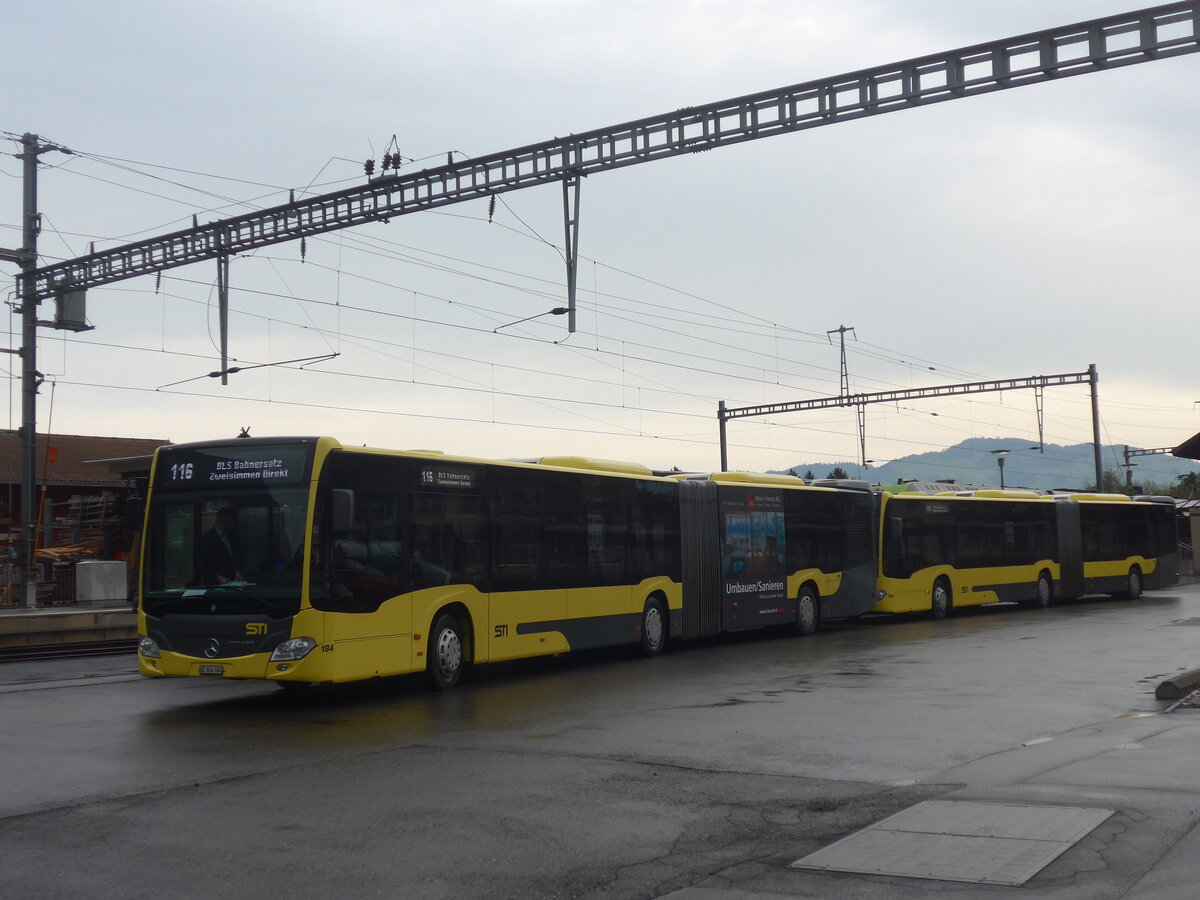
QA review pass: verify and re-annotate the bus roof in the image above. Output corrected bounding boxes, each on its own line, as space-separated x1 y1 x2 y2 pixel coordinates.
935 489 1044 499
532 456 654 476
877 481 992 494
704 471 804 486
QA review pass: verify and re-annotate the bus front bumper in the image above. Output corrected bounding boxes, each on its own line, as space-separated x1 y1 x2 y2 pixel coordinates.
138 640 324 683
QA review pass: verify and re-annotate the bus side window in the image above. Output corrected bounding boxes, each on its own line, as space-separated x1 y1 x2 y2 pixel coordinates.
544 474 584 588
411 492 488 590
330 489 354 532
885 517 904 554
584 475 628 587
491 472 545 591
319 454 406 613
632 481 680 581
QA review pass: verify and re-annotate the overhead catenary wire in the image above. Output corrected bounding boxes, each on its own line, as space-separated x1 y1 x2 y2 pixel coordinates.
131 271 840 396
4 147 980 383
4 143 1184 469
0 153 1051 396
58 330 1132 482
14 262 1166 465
81 285 785 411
0 149 1107 396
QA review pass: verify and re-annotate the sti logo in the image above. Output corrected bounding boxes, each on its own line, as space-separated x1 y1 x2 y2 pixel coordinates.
245 623 268 636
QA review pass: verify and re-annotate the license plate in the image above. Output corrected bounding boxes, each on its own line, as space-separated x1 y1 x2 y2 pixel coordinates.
198 665 225 676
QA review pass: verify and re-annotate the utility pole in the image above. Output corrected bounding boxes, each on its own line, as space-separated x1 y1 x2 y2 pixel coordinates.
827 325 855 397
19 134 44 608
0 134 71 606
718 401 728 472
827 325 869 467
1089 363 1103 492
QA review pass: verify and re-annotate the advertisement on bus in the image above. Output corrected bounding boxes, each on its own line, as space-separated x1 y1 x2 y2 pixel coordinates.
719 489 789 629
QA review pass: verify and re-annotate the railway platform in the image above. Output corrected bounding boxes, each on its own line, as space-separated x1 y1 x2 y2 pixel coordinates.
0 603 136 650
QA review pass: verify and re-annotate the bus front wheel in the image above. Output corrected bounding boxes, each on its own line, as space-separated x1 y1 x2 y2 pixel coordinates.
930 578 952 620
797 587 819 637
427 612 465 690
639 597 667 657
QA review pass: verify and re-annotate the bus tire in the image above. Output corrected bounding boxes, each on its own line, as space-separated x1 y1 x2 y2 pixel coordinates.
1034 570 1053 608
930 578 952 620
639 596 667 657
1117 566 1143 601
427 612 466 691
797 587 819 637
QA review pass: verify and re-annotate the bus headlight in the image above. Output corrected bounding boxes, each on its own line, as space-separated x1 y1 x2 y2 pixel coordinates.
138 637 161 659
271 637 317 661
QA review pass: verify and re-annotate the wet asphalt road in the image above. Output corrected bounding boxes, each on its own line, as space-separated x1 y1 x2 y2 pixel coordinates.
1 585 1198 899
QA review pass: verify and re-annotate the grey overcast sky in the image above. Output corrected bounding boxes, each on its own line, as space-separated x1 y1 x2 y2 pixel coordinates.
3 1 1197 485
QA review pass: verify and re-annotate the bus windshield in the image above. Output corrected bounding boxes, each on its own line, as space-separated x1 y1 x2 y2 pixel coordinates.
143 487 310 616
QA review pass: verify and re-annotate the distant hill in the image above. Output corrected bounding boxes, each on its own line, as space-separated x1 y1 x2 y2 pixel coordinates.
772 437 1200 492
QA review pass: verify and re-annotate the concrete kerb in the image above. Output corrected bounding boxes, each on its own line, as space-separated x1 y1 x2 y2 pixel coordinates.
1155 668 1200 700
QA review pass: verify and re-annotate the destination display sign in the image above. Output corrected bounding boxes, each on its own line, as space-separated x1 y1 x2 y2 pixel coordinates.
154 444 313 490
417 465 479 490
719 488 790 630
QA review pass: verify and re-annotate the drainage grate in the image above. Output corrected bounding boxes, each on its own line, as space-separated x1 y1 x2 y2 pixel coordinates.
791 800 1113 886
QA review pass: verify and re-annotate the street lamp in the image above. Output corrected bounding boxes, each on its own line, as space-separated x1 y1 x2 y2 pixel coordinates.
492 306 569 333
990 450 1009 488
989 446 1042 489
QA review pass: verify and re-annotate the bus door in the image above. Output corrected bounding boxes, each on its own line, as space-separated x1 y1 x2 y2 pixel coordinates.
488 469 567 660
565 475 632 650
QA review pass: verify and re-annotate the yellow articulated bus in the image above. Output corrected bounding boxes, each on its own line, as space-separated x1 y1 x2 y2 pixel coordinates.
135 437 877 690
874 489 1178 618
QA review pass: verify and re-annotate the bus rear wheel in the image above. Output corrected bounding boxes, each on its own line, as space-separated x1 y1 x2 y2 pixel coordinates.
427 612 465 691
1115 566 1143 600
1034 570 1053 608
930 578 952 620
639 597 667 657
797 587 819 637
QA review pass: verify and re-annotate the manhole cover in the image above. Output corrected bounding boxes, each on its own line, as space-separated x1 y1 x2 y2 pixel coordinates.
791 800 1113 886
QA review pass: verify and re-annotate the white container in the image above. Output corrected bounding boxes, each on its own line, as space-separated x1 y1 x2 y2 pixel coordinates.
75 560 127 606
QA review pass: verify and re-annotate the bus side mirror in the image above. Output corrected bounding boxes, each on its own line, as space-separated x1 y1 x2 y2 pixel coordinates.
125 497 145 530
330 489 355 532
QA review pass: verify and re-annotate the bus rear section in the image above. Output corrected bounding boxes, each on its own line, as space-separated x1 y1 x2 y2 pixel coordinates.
678 474 876 639
1057 493 1180 599
875 490 1060 617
